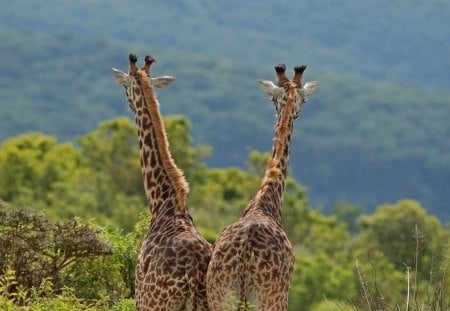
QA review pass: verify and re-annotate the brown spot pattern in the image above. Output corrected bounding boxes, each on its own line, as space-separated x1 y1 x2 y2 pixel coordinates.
207 66 310 310
115 56 212 310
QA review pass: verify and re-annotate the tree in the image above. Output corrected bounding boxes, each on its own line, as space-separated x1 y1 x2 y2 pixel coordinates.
77 117 142 198
0 203 111 293
0 116 212 232
358 199 447 274
0 133 79 202
351 199 450 309
62 224 138 300
332 202 364 234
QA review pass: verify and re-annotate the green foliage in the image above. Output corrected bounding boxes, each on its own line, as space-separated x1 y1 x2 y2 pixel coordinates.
189 166 255 240
0 204 111 293
1 268 135 310
0 267 30 308
287 207 355 310
0 116 208 232
0 206 137 310
290 252 356 310
332 202 364 234
310 300 353 311
77 117 142 198
187 150 262 237
358 200 446 274
74 117 146 230
351 200 450 310
26 285 135 311
61 223 139 300
0 133 79 202
110 299 136 311
353 252 406 309
353 247 450 310
1 117 449 309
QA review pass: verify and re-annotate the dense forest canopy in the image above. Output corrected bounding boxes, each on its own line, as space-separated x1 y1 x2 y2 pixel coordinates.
0 0 449 219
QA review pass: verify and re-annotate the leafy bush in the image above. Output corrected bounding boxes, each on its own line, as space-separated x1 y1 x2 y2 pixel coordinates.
0 203 111 297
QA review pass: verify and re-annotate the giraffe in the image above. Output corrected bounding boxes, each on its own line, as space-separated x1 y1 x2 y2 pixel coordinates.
206 63 318 310
113 54 212 310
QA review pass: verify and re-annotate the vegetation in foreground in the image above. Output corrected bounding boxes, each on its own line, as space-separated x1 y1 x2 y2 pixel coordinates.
0 117 449 310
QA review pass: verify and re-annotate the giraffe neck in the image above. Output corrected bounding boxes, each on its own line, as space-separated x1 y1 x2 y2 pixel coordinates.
132 70 188 218
243 90 296 225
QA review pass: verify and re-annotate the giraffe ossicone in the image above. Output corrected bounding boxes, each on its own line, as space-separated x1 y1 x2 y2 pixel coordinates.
113 68 176 89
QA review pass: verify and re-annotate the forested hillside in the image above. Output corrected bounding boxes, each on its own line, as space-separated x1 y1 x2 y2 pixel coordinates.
0 0 449 218
1 0 449 87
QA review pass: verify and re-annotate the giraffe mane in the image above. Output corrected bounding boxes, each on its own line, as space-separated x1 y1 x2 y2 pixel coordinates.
136 69 189 206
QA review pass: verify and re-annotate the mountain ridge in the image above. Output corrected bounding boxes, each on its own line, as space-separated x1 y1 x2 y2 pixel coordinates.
0 1 449 219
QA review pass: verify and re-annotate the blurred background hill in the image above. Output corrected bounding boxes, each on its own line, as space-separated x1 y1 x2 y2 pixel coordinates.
1 0 449 218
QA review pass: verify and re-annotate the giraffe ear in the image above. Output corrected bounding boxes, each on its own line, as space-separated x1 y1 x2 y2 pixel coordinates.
112 68 132 87
151 76 176 89
301 81 318 97
258 80 283 98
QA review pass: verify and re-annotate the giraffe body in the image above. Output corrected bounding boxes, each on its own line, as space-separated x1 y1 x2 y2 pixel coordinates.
135 212 211 310
207 212 293 310
113 54 212 310
207 64 318 310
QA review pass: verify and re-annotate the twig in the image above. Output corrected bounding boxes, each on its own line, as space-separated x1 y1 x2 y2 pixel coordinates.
412 225 421 308
356 258 372 311
405 264 411 311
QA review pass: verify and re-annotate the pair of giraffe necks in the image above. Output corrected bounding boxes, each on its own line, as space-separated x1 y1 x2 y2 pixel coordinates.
131 55 306 220
127 54 310 310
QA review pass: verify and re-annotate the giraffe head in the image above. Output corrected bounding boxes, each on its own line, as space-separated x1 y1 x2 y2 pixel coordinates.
258 64 318 119
112 53 176 113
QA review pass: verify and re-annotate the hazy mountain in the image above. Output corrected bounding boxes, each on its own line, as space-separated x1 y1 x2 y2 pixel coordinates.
0 0 449 219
